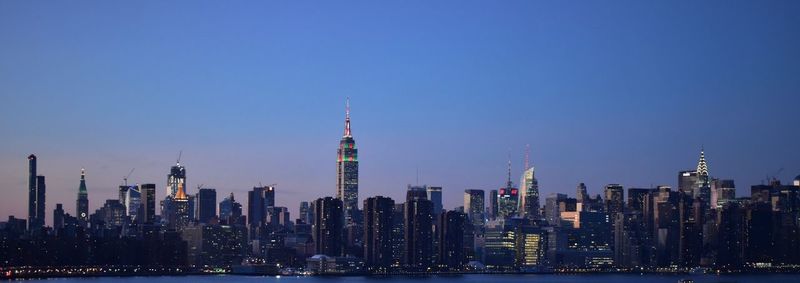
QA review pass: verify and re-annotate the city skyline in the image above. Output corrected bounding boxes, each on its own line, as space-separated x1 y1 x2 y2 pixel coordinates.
2 1 800 225
3 120 799 226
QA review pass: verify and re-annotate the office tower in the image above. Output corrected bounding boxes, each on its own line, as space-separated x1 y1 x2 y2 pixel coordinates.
299 201 311 224
140 184 157 224
519 159 540 220
544 193 567 225
678 170 699 196
677 191 702 267
187 194 196 222
167 160 187 198
439 210 466 269
614 211 647 268
98 199 127 227
488 189 498 221
363 196 395 270
715 202 745 269
53 203 65 230
219 193 243 225
70 168 87 228
337 98 359 224
576 183 588 203
627 188 651 213
119 185 127 211
404 197 434 270
514 223 547 270
464 189 485 227
247 185 276 227
313 197 344 257
483 221 516 269
427 186 443 217
170 182 190 229
695 148 711 206
604 184 624 216
122 186 141 221
497 160 519 219
391 203 406 267
711 179 736 208
266 206 290 228
651 186 680 267
406 185 428 202
196 188 217 223
27 154 46 231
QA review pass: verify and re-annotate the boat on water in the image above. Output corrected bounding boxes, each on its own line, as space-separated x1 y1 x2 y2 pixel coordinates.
679 279 694 283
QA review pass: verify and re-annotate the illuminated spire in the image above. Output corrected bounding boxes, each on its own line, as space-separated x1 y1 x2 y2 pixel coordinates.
343 97 352 137
78 168 88 194
697 146 708 176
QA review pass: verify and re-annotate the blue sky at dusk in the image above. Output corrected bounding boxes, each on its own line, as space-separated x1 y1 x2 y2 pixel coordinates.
1 1 799 223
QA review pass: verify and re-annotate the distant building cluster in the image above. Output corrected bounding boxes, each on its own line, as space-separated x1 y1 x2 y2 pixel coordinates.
3 101 800 275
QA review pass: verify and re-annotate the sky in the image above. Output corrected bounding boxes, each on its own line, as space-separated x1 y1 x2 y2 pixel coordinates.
1 1 799 226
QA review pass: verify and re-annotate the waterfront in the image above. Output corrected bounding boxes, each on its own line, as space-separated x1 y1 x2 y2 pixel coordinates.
9 274 800 283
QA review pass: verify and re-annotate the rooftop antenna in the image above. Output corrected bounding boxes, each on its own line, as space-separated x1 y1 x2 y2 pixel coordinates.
506 151 513 187
176 150 183 165
524 144 530 170
123 168 135 186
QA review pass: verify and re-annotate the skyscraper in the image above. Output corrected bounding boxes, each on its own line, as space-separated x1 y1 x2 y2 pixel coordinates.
363 196 395 269
576 183 589 203
337 98 359 224
167 161 186 198
519 145 540 220
488 189 498 221
464 189 485 227
122 185 141 221
247 185 276 228
678 170 699 196
439 210 466 269
497 160 519 219
219 193 243 225
53 203 65 230
170 182 190 229
695 148 710 206
520 167 540 220
426 186 443 217
140 183 157 224
313 197 344 257
196 188 217 224
299 201 311 224
604 184 624 216
711 179 736 208
27 154 46 231
404 196 434 270
76 168 89 226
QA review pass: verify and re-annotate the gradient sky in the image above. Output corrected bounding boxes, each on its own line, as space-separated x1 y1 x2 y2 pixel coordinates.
1 1 799 225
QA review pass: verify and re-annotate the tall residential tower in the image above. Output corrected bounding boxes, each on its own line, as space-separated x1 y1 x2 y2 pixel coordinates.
27 154 46 231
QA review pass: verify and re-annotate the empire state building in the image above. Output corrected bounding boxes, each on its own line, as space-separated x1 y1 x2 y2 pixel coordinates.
337 98 359 223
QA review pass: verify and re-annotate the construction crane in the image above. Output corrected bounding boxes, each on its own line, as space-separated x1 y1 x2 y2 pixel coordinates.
123 168 135 186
